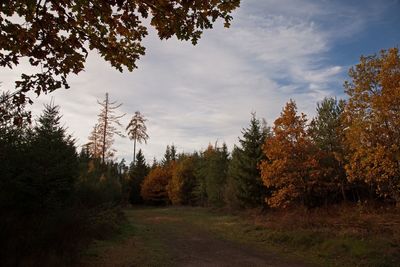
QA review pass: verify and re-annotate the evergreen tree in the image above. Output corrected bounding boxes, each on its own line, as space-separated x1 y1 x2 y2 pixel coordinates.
163 145 172 165
28 103 78 212
196 143 229 206
0 92 31 214
129 149 149 204
228 113 268 208
162 144 177 165
309 97 348 202
170 144 177 161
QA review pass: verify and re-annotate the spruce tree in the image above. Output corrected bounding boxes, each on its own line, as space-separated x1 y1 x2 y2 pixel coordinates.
129 149 149 204
28 103 78 212
198 143 229 207
228 113 268 208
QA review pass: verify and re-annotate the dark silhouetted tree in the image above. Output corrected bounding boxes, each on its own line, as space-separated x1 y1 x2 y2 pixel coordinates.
129 149 149 204
28 102 78 212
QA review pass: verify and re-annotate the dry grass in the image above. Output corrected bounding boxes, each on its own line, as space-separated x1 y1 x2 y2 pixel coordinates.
248 204 400 239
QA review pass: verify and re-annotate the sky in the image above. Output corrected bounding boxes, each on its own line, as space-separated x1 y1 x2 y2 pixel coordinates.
1 0 400 163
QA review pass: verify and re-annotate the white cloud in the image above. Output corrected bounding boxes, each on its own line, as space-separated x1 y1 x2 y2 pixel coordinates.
0 0 394 163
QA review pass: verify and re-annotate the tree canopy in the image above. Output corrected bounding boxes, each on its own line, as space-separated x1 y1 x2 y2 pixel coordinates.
126 111 149 164
344 48 400 203
260 100 318 208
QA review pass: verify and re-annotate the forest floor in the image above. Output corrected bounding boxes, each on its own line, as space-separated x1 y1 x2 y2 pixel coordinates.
79 206 399 267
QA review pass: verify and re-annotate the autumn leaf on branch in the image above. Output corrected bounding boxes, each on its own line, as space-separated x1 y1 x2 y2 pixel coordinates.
0 0 241 114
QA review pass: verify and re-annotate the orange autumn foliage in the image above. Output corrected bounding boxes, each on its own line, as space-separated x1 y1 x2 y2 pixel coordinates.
141 164 174 204
344 48 400 204
260 100 320 208
167 156 197 205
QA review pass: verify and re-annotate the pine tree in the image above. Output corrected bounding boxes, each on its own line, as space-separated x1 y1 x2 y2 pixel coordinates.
196 143 229 206
170 144 177 161
162 144 177 165
126 111 149 164
309 97 348 202
228 113 269 208
129 149 149 204
95 93 125 163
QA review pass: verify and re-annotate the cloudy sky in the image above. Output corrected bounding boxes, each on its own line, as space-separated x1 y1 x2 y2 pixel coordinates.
1 0 400 163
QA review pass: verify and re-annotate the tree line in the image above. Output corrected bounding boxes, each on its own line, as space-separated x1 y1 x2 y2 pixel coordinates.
129 48 400 209
0 95 130 265
0 47 398 266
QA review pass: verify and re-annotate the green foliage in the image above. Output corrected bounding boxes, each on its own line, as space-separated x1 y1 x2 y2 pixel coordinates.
309 97 348 203
77 158 124 207
309 97 345 152
129 149 149 204
195 143 230 207
0 102 125 266
227 113 269 208
162 144 177 165
28 103 78 211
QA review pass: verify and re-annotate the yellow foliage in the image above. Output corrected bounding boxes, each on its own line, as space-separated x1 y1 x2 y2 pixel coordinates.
344 48 400 203
167 157 196 205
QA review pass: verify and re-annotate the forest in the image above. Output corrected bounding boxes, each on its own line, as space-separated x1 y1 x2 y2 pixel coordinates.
1 47 399 266
1 0 399 266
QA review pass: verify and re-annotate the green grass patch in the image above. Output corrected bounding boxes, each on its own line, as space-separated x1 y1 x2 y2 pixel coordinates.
81 206 400 267
157 207 399 267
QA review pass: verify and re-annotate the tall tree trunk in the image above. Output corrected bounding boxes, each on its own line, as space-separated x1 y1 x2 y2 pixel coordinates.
133 137 136 166
102 93 109 164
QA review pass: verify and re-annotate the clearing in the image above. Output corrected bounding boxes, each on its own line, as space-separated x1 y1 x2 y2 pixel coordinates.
80 207 313 267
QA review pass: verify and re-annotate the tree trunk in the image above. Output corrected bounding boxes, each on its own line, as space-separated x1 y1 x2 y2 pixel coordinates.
133 138 136 166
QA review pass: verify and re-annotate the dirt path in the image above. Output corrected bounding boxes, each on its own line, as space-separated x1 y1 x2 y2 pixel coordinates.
81 207 314 267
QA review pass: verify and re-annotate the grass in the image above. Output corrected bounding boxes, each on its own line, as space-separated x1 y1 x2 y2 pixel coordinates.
184 205 400 267
80 205 400 267
81 208 174 267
